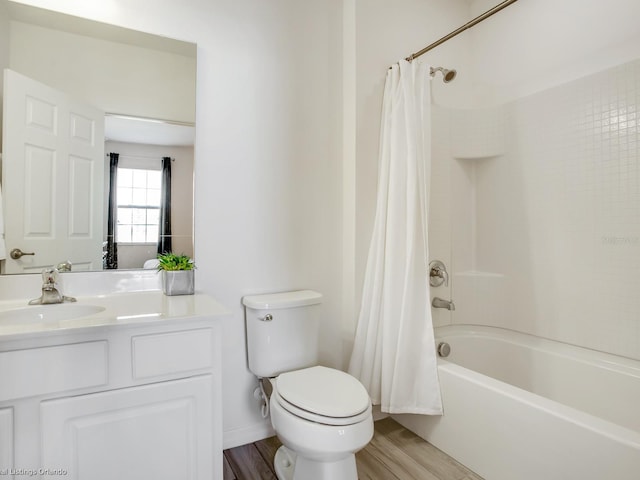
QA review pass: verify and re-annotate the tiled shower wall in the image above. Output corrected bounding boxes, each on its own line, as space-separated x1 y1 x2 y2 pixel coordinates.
450 58 640 360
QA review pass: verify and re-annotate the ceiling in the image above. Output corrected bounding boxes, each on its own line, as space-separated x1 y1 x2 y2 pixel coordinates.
104 115 195 147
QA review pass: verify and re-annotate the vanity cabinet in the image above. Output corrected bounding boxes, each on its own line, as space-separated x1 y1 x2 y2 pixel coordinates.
0 408 13 473
41 376 212 480
0 316 223 480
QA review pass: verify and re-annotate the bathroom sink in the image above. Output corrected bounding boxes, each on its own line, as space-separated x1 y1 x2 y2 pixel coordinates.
0 304 105 324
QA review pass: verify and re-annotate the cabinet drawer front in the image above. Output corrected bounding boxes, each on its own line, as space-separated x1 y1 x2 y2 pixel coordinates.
132 328 212 379
0 342 107 401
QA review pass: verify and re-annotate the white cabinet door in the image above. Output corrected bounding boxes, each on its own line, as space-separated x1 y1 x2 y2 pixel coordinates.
0 408 13 477
40 376 212 480
2 69 104 273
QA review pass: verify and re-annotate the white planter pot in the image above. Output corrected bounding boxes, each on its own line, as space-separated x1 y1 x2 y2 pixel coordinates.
161 270 194 296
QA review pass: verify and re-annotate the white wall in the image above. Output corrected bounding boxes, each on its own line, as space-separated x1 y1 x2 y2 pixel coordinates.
0 1 9 152
468 0 640 105
449 0 640 360
9 19 195 122
8 0 344 448
195 1 344 446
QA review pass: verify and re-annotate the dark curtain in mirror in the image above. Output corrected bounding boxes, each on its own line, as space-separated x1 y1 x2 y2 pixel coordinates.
105 153 119 269
158 157 172 254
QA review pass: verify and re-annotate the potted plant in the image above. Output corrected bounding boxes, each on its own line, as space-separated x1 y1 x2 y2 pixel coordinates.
157 252 195 296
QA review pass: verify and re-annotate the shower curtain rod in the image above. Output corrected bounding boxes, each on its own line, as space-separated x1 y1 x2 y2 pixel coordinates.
405 0 519 62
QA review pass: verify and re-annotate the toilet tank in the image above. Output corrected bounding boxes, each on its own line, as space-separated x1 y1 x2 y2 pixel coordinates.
242 290 322 378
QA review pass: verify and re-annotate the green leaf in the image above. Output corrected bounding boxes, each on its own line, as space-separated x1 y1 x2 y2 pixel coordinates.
156 252 195 271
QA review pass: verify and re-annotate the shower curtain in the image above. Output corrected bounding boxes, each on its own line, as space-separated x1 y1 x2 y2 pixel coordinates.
348 60 442 415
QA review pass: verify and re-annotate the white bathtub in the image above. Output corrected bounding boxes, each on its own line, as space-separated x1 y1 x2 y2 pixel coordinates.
393 325 640 480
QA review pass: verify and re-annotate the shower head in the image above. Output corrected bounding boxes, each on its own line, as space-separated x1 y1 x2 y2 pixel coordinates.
442 68 457 82
430 66 457 83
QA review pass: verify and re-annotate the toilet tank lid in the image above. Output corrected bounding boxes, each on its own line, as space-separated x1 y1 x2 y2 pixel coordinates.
242 290 322 310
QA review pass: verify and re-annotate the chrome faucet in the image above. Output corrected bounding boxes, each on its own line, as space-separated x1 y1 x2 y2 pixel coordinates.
432 297 455 311
28 268 76 305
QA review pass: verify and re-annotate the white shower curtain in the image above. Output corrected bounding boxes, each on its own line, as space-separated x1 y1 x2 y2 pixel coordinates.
348 60 442 415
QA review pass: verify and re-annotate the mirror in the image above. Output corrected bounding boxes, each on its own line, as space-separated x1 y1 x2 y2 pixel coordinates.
0 0 196 274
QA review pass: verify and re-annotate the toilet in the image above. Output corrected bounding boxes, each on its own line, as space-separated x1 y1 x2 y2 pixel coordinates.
242 290 373 480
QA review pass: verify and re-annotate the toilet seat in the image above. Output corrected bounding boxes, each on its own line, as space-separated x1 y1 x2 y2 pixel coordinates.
274 366 371 426
274 391 372 426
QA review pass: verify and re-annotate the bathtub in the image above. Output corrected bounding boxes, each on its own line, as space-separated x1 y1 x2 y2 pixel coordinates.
393 325 640 480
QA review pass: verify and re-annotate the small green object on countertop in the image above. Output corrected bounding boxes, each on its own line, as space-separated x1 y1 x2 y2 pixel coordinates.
156 252 195 271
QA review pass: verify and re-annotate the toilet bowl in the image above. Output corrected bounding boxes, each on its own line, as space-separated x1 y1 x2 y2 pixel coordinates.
242 290 373 480
269 366 373 480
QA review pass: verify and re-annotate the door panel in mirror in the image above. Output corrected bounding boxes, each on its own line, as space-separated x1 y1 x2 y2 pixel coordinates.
2 69 104 274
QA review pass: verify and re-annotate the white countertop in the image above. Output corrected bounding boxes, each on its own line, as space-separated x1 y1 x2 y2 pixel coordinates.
0 291 230 337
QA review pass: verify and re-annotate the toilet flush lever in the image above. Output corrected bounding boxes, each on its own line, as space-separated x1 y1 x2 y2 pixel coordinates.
259 313 273 322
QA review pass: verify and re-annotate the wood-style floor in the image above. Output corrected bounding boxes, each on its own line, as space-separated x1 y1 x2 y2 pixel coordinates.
223 417 483 480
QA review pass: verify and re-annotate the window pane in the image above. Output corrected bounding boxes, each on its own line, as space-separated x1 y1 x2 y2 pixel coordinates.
132 208 146 224
147 188 161 206
117 225 131 243
132 169 147 188
146 225 159 243
118 168 133 187
132 225 146 243
117 208 132 224
115 166 164 244
147 208 160 224
147 171 162 189
117 186 132 205
132 187 146 205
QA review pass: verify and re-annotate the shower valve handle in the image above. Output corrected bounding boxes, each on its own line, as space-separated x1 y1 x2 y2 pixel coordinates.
435 267 449 286
429 260 449 287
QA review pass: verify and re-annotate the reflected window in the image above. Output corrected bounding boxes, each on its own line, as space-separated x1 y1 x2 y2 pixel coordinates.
116 168 161 244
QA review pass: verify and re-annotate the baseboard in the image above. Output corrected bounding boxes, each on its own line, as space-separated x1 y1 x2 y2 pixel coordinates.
223 420 276 450
372 404 389 421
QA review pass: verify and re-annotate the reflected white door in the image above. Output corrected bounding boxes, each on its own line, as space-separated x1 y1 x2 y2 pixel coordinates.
2 69 104 273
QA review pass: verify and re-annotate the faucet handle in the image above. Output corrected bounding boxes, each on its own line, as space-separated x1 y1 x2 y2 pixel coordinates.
57 261 72 272
42 267 59 286
429 260 449 287
439 268 449 286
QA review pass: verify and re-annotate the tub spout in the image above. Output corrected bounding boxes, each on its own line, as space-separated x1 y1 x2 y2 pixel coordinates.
432 297 455 311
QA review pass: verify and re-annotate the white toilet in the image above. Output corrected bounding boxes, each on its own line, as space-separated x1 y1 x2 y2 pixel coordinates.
242 290 373 480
